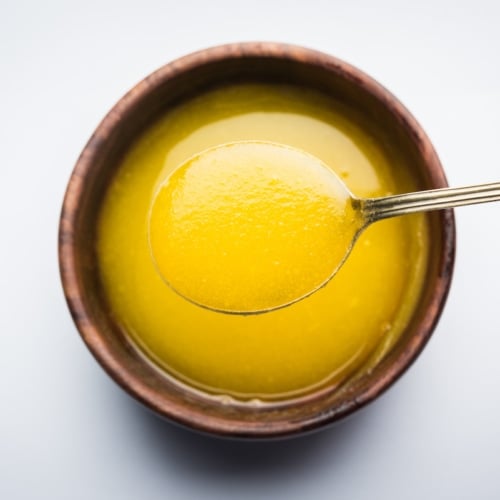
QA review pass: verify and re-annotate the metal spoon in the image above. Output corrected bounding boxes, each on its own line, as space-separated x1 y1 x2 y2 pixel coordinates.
149 141 500 315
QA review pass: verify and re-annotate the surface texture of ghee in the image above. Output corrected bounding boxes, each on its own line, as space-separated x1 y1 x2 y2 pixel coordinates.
149 141 359 313
97 84 429 400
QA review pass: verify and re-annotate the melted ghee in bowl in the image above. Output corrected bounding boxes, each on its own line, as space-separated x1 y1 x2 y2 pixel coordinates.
97 84 429 401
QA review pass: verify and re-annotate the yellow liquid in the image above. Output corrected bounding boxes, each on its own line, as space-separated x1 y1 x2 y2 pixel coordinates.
149 141 360 313
97 84 429 400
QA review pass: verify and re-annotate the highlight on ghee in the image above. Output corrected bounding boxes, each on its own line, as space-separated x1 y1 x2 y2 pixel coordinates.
97 83 429 401
149 141 361 314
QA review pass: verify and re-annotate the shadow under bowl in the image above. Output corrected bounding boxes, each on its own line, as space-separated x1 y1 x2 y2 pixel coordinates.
59 42 455 439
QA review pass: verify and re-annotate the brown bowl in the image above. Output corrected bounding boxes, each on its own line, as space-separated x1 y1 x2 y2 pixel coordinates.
59 43 455 439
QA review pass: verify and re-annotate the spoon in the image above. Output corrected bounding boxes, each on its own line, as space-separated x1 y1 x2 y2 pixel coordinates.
148 141 500 315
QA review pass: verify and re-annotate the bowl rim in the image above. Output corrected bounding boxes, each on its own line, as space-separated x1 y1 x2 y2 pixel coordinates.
59 42 456 438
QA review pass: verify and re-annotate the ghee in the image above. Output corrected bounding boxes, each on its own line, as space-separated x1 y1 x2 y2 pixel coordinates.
97 84 429 400
149 141 360 313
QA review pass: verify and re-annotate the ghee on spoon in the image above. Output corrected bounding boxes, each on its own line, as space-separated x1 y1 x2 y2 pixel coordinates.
148 141 500 315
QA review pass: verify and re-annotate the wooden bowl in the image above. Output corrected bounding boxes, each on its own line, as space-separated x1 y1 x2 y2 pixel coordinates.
59 43 455 438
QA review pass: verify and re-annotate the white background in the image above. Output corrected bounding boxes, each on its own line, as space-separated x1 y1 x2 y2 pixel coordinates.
2 0 500 498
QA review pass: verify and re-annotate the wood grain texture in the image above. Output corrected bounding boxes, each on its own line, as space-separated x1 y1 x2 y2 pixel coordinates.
58 43 455 439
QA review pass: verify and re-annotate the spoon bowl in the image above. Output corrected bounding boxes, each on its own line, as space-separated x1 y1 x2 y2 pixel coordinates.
148 141 363 314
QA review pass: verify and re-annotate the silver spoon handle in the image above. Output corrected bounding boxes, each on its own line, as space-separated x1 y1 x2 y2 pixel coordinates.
361 182 500 223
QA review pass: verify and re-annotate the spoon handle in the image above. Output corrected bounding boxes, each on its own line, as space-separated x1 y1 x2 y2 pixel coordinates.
361 182 500 223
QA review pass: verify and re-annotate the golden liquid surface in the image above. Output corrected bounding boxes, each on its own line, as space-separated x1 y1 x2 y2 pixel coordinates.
97 84 429 400
149 141 359 313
